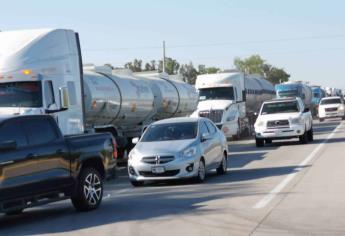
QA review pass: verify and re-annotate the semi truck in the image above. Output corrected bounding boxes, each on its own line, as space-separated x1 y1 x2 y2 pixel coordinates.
311 86 326 116
275 82 313 112
192 72 275 139
0 28 199 158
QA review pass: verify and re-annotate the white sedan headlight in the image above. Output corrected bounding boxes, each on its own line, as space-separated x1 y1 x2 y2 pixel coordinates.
128 149 139 161
291 117 302 125
182 146 197 157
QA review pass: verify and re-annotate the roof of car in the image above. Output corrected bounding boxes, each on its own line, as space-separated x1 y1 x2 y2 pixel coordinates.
153 117 202 125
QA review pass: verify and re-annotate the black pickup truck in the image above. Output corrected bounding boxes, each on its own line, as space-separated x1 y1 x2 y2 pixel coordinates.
0 115 117 215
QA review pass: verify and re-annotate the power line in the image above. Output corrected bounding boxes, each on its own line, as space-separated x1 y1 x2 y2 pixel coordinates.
84 33 345 52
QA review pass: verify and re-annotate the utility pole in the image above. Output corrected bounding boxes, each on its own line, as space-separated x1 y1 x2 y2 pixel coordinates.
162 40 166 73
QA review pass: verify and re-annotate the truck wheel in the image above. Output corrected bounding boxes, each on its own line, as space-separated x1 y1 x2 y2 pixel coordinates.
265 139 272 144
71 167 103 211
319 118 324 122
131 180 144 187
255 138 264 147
307 127 314 141
216 153 228 175
299 131 309 144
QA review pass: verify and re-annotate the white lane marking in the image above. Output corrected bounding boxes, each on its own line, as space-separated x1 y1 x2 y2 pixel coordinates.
253 122 343 209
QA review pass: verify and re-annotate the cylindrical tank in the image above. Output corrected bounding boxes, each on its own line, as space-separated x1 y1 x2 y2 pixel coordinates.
134 72 199 119
83 70 155 127
245 75 275 113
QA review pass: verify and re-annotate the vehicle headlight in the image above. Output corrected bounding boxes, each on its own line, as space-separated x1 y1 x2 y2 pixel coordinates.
255 120 265 127
182 146 197 157
291 117 302 125
128 149 139 161
339 106 344 111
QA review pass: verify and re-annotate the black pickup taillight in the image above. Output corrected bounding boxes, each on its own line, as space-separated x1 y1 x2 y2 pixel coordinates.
111 138 118 159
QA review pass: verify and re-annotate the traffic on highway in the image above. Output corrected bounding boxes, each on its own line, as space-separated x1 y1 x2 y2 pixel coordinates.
1 2 345 235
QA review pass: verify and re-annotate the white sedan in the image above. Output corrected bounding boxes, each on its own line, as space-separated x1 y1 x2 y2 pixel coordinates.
128 117 228 186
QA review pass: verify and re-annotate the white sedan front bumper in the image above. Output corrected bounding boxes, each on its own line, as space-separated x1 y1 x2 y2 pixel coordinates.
128 155 201 181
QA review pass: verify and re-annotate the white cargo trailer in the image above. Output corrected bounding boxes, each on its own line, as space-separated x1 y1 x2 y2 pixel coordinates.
192 72 275 139
0 28 198 157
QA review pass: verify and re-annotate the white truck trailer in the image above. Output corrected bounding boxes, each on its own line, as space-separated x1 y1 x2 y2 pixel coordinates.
0 28 199 157
192 72 275 139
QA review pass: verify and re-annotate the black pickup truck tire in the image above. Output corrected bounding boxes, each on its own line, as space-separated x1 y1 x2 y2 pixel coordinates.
71 167 103 211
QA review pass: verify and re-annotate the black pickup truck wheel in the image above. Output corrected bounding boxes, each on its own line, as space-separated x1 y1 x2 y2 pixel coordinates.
71 167 103 211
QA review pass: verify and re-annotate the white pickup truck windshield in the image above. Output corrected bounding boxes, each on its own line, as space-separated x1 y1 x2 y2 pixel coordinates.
261 101 299 115
0 82 42 108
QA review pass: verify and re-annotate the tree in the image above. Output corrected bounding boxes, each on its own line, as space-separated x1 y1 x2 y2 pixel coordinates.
234 55 290 84
124 59 142 72
266 67 290 84
180 62 198 84
159 57 180 75
234 55 265 75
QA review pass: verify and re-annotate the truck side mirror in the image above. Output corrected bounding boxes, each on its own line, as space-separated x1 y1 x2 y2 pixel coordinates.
60 87 69 109
0 140 17 151
303 108 310 113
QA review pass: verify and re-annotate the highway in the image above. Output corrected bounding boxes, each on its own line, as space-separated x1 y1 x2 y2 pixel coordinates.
1 119 344 235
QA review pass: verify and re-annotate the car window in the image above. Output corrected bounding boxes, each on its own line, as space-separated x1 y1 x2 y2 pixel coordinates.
0 120 28 148
206 121 217 134
200 121 209 136
22 118 59 146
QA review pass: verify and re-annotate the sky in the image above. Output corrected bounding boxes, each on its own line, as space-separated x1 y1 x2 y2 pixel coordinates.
1 0 344 89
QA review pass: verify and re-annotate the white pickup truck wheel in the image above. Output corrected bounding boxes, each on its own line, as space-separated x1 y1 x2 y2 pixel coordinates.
299 130 309 144
256 138 264 147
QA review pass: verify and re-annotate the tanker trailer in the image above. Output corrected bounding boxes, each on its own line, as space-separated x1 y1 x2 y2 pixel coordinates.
134 71 199 120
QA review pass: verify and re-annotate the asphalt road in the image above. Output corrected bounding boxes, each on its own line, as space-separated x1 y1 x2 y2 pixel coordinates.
1 119 345 235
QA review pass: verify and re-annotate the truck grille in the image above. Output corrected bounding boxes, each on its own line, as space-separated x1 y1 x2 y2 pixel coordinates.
199 110 223 123
141 156 175 165
139 170 180 177
267 120 290 128
325 107 338 112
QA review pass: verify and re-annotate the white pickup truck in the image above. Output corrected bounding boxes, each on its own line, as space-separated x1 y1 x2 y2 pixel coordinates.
254 97 313 147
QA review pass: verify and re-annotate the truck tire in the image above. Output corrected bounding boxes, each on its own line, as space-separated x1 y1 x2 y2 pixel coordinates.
216 153 228 175
255 138 264 147
71 167 103 211
131 180 144 187
299 131 309 144
307 127 314 141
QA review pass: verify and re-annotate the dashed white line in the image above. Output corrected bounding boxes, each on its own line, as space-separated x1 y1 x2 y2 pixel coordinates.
253 121 343 209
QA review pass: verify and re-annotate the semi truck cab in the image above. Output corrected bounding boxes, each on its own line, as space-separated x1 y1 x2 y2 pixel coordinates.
192 74 246 139
0 29 85 135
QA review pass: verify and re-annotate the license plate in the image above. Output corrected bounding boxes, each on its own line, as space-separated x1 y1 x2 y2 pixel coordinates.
152 166 165 174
